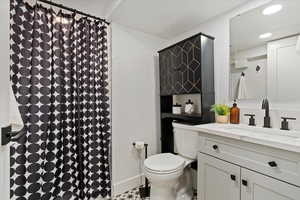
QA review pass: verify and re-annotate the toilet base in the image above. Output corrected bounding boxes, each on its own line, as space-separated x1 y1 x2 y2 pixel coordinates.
144 153 195 200
147 167 194 200
176 189 193 200
150 179 177 200
175 167 194 200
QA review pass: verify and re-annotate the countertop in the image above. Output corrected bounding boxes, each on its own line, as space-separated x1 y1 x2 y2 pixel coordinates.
173 123 300 153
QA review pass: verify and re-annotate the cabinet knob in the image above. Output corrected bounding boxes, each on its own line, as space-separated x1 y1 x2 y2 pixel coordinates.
242 179 248 186
212 144 218 150
268 161 277 167
230 174 236 181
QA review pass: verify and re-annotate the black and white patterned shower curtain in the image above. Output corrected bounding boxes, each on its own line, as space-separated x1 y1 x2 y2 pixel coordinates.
10 0 111 199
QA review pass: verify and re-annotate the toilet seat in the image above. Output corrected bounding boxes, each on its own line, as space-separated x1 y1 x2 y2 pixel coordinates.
144 153 185 174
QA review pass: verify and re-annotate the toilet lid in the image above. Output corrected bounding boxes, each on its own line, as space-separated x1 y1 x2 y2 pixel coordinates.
144 153 185 173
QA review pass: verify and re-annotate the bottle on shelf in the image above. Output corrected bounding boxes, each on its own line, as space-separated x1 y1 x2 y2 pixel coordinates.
230 100 240 124
172 103 182 114
185 99 194 114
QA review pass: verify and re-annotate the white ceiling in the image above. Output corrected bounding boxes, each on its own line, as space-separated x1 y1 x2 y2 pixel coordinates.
51 0 249 39
231 0 300 52
109 0 249 39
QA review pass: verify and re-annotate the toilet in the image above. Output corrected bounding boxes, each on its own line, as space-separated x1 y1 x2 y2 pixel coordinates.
144 123 199 200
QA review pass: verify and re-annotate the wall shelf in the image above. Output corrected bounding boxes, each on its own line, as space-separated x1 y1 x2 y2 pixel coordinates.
161 112 202 121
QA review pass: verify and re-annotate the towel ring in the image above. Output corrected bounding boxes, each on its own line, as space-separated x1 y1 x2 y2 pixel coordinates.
1 125 24 145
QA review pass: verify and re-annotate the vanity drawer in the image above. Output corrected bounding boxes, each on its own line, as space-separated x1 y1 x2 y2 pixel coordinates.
200 137 300 186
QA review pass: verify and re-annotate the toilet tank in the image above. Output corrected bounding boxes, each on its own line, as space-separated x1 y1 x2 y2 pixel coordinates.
173 123 199 159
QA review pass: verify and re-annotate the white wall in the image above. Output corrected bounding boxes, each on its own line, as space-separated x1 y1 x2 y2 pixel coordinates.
111 23 165 195
0 0 11 199
162 0 271 104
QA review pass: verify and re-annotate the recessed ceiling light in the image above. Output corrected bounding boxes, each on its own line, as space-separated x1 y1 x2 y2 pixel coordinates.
263 4 282 15
259 33 272 39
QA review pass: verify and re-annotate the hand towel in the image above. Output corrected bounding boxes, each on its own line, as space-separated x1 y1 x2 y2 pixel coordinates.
9 84 24 132
237 75 248 99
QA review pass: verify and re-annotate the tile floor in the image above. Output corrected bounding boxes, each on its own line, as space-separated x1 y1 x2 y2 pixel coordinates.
113 187 147 200
113 187 197 200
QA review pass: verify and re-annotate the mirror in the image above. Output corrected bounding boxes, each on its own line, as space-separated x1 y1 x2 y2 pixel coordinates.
230 0 300 102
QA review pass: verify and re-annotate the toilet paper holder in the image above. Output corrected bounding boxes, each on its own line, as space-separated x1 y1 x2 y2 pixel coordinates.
132 142 150 198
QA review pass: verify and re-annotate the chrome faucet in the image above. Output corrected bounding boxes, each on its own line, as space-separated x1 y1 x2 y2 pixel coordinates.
262 98 271 128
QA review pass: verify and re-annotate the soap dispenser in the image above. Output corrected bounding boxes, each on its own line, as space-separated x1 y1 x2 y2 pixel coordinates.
230 100 240 124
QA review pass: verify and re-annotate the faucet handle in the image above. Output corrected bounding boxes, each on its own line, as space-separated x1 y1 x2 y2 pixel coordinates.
281 117 296 131
244 114 256 126
281 117 296 120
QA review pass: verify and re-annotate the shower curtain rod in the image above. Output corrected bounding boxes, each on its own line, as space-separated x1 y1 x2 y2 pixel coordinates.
37 0 110 25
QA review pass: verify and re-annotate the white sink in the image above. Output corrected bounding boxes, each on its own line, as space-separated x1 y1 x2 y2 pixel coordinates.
173 122 300 153
222 124 300 140
192 123 300 145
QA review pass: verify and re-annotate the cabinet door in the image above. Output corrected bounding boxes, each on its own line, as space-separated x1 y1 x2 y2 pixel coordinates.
198 153 240 200
159 50 173 95
159 34 204 95
241 168 300 200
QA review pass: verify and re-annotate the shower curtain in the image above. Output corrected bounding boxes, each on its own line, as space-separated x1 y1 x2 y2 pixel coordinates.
10 0 111 199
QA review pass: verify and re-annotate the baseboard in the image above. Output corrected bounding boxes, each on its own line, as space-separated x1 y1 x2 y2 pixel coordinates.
113 174 144 196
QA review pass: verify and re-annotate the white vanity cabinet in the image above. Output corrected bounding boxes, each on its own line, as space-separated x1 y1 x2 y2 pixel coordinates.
171 123 300 200
197 133 300 200
198 152 300 200
241 168 300 200
198 153 240 200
